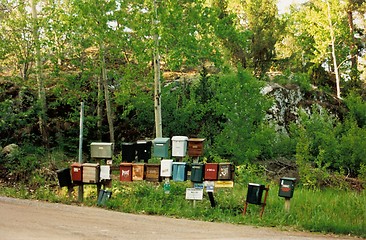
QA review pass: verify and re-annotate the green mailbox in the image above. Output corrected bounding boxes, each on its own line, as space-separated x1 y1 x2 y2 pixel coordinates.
152 137 170 158
172 162 187 181
190 163 204 183
278 177 296 198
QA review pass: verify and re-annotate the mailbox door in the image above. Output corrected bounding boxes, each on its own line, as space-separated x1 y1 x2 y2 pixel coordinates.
120 163 132 182
71 163 82 182
82 163 100 183
160 159 173 177
122 143 136 163
246 183 265 205
278 178 296 198
188 138 205 157
132 163 145 181
100 165 111 180
153 138 170 158
218 163 232 180
136 141 152 162
172 162 187 181
56 168 72 187
191 164 204 183
146 164 160 182
171 136 188 157
204 163 218 180
90 142 113 159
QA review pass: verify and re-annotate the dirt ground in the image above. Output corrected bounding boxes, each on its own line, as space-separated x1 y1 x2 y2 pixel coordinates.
0 196 361 240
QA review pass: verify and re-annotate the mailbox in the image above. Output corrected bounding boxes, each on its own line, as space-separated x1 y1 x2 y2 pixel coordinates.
152 138 170 158
172 162 187 181
145 164 161 182
56 168 72 187
160 159 173 177
120 163 132 182
122 142 136 163
132 163 145 181
188 138 205 157
190 163 204 183
82 163 100 183
218 163 233 180
71 163 82 182
204 163 218 181
90 142 113 159
97 189 112 206
100 165 111 181
136 140 152 162
171 136 188 157
278 177 296 198
246 183 265 205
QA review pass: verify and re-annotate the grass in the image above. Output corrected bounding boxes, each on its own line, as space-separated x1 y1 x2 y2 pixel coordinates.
0 177 365 238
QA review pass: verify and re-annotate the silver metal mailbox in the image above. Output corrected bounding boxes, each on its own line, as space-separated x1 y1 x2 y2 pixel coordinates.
90 142 113 159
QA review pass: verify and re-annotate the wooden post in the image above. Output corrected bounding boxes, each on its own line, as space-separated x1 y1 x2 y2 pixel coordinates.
284 197 291 212
259 185 269 218
243 202 248 215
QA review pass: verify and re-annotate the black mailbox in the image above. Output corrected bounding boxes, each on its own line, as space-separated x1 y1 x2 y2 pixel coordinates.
56 168 72 187
278 177 296 198
246 183 265 205
122 142 136 162
135 140 152 162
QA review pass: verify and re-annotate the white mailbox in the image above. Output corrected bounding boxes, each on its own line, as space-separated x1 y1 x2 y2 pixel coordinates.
171 136 188 157
160 159 173 177
100 165 111 180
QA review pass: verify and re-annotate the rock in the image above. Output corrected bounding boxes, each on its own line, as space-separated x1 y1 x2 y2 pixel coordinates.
2 144 19 156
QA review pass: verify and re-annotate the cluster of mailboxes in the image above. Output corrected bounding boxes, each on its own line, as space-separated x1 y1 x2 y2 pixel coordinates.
69 163 111 184
119 137 205 162
119 161 234 183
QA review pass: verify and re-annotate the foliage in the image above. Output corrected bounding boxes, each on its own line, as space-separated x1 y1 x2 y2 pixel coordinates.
290 104 366 186
212 68 273 164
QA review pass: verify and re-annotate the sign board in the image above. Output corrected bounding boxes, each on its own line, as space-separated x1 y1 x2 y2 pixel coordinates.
185 188 203 200
215 181 234 188
194 183 204 189
204 181 215 192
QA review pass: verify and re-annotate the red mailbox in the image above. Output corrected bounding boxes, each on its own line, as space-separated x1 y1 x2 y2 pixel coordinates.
204 163 218 180
71 163 82 182
120 163 132 182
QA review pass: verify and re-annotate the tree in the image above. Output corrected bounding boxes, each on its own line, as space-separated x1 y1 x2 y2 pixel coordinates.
30 0 48 144
283 0 351 98
244 0 279 77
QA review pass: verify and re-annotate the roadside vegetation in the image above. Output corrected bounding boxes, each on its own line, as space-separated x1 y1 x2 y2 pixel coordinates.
1 0 366 238
0 162 365 238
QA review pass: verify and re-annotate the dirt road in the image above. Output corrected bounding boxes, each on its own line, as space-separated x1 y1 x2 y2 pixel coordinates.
0 196 359 240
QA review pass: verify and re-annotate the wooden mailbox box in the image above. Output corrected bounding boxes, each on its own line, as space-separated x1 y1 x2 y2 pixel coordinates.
145 164 161 182
82 163 100 183
132 163 145 181
187 138 205 157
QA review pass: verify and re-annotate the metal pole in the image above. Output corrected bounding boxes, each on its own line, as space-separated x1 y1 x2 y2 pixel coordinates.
78 102 84 202
153 0 162 138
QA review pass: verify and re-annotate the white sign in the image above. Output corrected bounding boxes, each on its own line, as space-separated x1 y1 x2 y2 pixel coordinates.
185 188 203 200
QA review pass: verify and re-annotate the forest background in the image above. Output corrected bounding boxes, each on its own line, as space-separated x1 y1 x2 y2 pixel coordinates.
1 0 366 190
